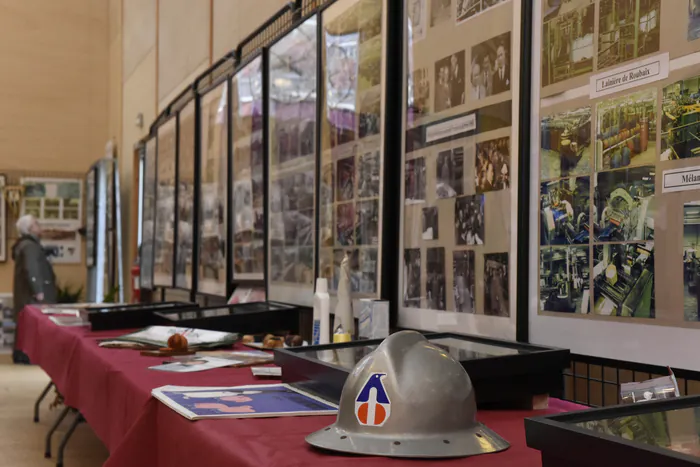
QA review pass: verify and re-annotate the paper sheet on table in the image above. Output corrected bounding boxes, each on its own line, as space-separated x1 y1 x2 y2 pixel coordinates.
150 357 238 373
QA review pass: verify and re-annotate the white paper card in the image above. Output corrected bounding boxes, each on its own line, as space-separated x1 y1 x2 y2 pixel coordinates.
663 166 700 193
590 53 669 99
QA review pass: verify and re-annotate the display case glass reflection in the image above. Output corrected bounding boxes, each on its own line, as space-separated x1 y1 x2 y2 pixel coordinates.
267 16 318 307
198 82 228 296
400 0 518 337
319 0 384 298
154 118 176 288
141 137 157 290
176 102 196 290
232 57 264 281
574 406 700 457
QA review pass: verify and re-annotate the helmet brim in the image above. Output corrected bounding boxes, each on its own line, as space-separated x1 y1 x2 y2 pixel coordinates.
306 422 509 458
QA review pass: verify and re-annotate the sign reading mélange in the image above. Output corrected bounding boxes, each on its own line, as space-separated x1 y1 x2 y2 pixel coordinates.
590 53 669 99
663 166 700 193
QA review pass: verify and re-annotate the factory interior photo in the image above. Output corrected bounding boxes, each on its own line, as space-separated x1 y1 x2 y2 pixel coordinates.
5 1 700 466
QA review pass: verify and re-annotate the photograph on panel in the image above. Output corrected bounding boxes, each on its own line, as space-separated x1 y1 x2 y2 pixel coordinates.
541 0 595 87
455 194 485 245
325 21 358 149
320 204 334 247
540 106 592 180
359 0 382 44
292 209 314 247
662 75 700 161
426 247 447 310
337 202 355 246
597 0 660 70
233 179 254 242
456 0 510 25
540 246 591 314
435 50 466 112
357 150 380 198
684 201 700 321
593 166 655 242
471 31 511 100
283 247 298 283
405 157 427 204
540 176 591 245
358 35 381 92
234 245 253 274
409 68 431 119
436 147 465 199
200 188 225 282
593 242 654 317
333 249 346 290
484 253 509 317
271 247 285 281
476 136 510 193
297 247 314 285
253 241 265 274
319 250 333 290
453 250 476 313
403 248 422 307
596 88 657 171
355 200 379 245
357 248 378 294
691 0 700 41
408 0 427 42
422 207 439 240
431 0 452 26
359 87 381 138
337 156 355 202
321 163 334 205
296 171 315 211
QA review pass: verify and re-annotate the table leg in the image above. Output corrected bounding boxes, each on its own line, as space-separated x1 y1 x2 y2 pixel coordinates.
34 381 55 422
56 412 84 467
45 406 72 458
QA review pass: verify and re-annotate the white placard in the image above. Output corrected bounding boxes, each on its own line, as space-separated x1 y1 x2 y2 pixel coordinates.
425 113 476 143
662 166 700 193
590 53 669 99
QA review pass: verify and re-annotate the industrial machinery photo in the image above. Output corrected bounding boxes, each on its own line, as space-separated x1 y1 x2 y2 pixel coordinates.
593 243 654 317
540 246 590 313
540 176 590 245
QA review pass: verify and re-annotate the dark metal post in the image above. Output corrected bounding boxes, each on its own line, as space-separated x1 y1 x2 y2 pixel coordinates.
192 93 203 302
226 78 235 297
381 0 403 328
313 11 323 289
262 48 271 300
173 113 181 291
516 0 534 343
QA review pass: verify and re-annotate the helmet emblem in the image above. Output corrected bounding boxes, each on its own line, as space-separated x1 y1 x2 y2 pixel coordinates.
355 373 391 427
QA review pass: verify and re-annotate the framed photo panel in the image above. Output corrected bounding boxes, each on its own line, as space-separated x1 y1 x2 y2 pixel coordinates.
267 15 319 307
175 101 196 290
399 0 521 339
232 56 265 282
141 137 157 290
198 81 229 297
153 117 177 288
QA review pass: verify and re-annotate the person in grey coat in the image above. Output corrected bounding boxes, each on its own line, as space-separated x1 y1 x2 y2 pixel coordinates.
11 214 57 364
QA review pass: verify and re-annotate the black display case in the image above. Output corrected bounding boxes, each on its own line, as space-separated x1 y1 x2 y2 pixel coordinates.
154 301 310 337
526 395 700 467
275 332 569 406
85 302 199 331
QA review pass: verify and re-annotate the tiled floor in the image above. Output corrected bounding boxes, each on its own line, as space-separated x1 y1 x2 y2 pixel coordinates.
0 354 108 467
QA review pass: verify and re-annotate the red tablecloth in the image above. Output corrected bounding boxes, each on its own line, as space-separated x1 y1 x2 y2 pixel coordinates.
18 306 584 467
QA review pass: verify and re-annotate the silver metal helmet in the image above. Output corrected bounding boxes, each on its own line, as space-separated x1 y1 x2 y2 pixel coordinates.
306 330 509 458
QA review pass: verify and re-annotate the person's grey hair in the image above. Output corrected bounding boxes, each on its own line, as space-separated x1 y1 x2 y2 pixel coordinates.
16 214 36 236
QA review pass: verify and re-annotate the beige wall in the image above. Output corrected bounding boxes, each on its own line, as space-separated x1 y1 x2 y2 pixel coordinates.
0 0 110 296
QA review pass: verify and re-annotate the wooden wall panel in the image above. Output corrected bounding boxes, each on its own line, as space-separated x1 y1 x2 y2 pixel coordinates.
157 0 211 104
122 0 156 82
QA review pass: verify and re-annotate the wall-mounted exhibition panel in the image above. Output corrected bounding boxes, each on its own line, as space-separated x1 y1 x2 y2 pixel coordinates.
153 117 177 288
232 56 265 282
141 136 157 290
267 15 319 307
318 0 386 302
175 101 196 289
529 0 700 371
85 167 97 269
198 81 229 296
399 0 521 339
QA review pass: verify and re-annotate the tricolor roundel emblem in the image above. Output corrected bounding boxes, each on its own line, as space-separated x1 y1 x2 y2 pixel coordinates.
355 373 391 427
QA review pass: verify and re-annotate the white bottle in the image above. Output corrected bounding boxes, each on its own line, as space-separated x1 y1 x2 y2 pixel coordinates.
312 278 330 346
333 252 354 337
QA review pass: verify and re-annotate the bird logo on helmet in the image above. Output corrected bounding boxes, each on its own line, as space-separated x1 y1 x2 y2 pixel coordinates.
354 373 391 427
